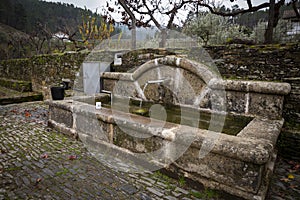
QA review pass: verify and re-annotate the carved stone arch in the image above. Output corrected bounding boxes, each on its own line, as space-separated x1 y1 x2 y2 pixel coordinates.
131 56 219 105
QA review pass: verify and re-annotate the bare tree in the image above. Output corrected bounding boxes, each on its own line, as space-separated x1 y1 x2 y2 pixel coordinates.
57 25 88 52
197 0 287 43
105 0 290 44
29 23 52 54
290 0 300 18
119 0 136 49
104 0 202 47
6 35 30 58
63 27 82 51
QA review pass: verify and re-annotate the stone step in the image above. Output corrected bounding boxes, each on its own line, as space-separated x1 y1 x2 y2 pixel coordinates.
0 86 43 105
0 78 32 92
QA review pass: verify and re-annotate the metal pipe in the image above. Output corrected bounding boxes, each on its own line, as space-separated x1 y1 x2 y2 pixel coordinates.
101 90 112 94
147 79 165 84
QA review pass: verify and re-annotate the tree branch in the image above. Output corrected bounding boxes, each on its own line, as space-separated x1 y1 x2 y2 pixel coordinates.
292 0 300 19
246 0 253 9
198 2 270 17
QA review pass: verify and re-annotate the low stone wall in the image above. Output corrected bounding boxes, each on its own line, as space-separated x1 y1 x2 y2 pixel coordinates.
0 52 88 96
0 58 31 81
0 78 32 92
205 44 300 80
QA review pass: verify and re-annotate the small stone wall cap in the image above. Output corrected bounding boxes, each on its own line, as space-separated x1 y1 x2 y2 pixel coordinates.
208 79 291 95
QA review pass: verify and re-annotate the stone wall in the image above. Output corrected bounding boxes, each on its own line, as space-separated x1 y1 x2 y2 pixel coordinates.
0 52 88 95
204 44 300 126
205 44 300 80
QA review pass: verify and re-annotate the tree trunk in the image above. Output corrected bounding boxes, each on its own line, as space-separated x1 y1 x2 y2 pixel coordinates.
264 0 275 43
131 20 136 50
159 28 167 48
118 0 136 49
47 39 51 54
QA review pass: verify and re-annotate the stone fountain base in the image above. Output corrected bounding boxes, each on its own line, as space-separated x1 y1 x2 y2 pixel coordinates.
47 55 290 200
47 97 283 200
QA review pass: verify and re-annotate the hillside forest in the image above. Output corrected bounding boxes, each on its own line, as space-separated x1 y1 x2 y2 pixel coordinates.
0 0 121 59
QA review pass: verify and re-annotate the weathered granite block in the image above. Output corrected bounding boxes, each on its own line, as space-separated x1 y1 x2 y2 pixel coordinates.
103 79 116 91
248 93 284 119
225 91 246 113
47 98 283 200
113 125 165 153
75 112 111 142
175 148 263 193
209 79 291 119
49 103 73 128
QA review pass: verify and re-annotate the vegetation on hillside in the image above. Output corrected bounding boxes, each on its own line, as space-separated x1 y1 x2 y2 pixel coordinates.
0 23 30 59
183 5 297 46
0 0 87 33
0 0 120 59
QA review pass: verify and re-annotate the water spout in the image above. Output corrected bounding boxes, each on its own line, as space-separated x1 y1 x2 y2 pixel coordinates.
139 78 170 107
147 79 165 84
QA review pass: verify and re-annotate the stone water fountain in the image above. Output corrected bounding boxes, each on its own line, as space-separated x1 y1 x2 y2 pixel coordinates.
46 32 291 200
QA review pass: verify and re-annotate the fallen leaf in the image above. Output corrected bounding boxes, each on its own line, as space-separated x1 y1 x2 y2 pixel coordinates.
280 178 290 182
41 154 48 159
68 155 77 160
36 178 42 183
25 111 31 118
293 164 300 171
288 174 295 179
34 177 42 186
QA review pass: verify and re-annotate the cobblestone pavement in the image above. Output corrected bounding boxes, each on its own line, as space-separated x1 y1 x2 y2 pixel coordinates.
0 102 299 200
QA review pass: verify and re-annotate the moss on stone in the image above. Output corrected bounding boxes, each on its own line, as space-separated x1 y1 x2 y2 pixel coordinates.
132 108 149 116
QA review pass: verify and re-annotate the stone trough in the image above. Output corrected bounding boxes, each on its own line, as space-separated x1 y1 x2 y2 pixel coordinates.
47 55 290 200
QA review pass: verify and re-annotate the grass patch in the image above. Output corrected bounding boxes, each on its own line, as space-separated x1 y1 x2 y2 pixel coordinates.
152 171 171 182
55 167 70 176
190 188 219 199
152 171 176 191
6 166 22 171
178 175 186 187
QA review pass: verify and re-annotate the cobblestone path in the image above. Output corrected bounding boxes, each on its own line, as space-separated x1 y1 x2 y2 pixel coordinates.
0 102 299 200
